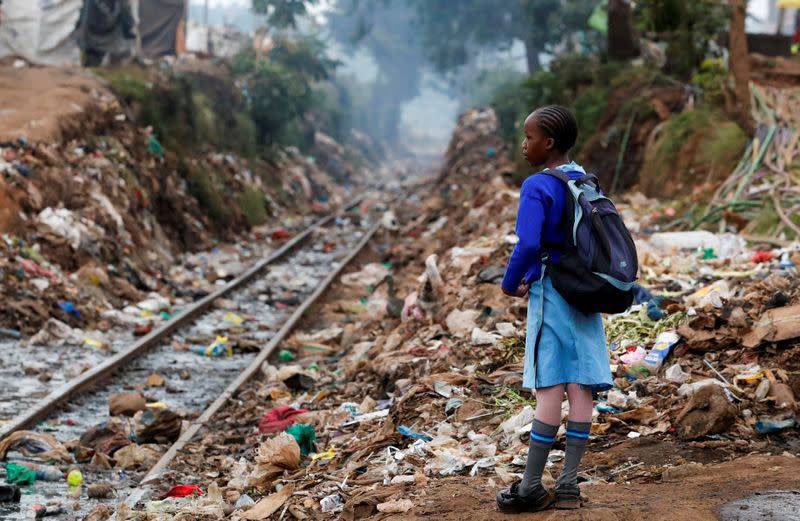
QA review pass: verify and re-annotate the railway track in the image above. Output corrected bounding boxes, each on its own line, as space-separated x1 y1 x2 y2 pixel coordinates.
0 197 383 520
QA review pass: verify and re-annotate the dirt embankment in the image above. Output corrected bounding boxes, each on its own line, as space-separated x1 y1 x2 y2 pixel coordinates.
0 62 372 334
0 66 107 143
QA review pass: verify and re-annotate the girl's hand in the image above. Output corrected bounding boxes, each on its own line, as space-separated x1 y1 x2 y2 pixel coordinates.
503 282 530 298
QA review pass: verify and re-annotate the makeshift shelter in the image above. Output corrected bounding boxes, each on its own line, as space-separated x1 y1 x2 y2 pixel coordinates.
0 0 187 66
138 0 186 58
0 0 82 66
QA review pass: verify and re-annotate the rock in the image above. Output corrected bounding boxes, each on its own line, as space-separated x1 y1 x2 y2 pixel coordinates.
134 409 182 444
108 393 146 416
661 462 705 481
476 265 505 284
675 384 737 439
87 483 114 499
145 372 166 387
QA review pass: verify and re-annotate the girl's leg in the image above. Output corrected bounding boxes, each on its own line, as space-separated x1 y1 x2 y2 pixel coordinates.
556 383 594 496
519 384 565 496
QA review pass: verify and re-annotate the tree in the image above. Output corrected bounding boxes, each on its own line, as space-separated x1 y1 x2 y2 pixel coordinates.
607 0 638 59
635 0 728 79
728 0 752 134
327 0 424 144
252 0 318 29
408 0 596 74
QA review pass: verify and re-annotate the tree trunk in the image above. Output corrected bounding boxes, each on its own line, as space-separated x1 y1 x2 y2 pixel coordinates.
524 38 541 74
607 0 639 59
729 0 753 134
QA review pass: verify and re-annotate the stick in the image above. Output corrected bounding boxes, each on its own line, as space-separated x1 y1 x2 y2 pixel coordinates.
770 185 800 239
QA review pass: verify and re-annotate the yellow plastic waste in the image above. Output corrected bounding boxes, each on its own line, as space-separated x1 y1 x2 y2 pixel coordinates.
83 338 107 350
145 402 169 409
224 312 244 326
311 449 336 461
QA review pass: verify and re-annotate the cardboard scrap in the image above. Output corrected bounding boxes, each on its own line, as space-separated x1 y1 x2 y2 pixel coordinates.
742 305 800 348
239 484 294 520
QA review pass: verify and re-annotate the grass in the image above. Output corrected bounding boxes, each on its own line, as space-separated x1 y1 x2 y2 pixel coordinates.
180 160 231 225
239 187 267 226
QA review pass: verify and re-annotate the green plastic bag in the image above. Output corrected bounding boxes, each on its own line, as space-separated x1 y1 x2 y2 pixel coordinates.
286 424 316 458
147 135 164 157
5 462 36 485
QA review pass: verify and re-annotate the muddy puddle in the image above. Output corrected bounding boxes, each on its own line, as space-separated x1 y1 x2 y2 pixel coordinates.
718 490 800 521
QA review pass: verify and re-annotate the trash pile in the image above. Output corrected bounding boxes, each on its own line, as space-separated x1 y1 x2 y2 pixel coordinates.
0 61 372 335
76 105 793 519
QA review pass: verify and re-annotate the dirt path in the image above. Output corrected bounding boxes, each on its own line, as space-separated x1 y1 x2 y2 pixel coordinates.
0 65 109 142
377 454 800 521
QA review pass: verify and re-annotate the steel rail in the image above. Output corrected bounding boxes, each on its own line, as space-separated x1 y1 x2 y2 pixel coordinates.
0 197 364 440
125 220 381 507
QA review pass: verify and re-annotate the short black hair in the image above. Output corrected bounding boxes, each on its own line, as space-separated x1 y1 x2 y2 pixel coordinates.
533 105 578 152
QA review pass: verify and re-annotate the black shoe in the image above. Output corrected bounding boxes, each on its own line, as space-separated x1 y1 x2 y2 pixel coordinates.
496 480 553 513
554 485 582 510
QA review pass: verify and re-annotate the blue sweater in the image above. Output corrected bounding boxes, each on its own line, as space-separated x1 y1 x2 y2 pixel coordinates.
501 162 586 293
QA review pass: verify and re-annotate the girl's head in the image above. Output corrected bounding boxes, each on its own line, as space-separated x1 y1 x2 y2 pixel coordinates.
522 105 578 167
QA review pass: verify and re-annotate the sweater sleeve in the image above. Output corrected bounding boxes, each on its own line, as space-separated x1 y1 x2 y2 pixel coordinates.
502 179 550 293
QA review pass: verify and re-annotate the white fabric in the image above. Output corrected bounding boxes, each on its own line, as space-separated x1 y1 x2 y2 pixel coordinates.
0 0 82 66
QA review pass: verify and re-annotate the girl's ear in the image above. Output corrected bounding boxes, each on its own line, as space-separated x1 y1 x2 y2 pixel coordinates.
545 137 555 151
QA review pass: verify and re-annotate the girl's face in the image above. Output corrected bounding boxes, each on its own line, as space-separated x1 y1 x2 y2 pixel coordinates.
521 113 554 167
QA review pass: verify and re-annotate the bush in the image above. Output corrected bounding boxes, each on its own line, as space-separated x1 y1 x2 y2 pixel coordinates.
231 36 340 149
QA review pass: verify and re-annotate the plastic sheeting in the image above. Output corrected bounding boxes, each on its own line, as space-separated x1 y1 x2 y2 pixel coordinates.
0 0 82 66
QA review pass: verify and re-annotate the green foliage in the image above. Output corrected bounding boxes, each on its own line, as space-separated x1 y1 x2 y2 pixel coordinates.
492 56 636 154
252 0 317 28
239 187 268 226
459 66 525 112
655 107 714 166
100 68 257 158
232 36 338 148
409 0 597 74
635 0 728 79
693 58 727 107
649 106 746 187
181 160 231 225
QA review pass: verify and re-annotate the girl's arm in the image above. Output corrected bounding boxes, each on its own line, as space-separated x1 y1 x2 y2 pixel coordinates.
502 181 548 296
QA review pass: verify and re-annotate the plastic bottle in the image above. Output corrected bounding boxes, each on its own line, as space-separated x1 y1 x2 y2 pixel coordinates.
29 464 63 481
27 505 65 519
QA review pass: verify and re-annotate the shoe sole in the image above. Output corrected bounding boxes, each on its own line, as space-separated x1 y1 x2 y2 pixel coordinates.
555 497 582 510
497 502 554 514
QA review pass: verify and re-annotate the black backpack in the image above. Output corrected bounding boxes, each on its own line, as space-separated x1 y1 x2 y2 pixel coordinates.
542 169 638 314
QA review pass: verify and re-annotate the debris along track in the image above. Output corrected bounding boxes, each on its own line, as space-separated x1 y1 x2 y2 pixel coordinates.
0 198 381 521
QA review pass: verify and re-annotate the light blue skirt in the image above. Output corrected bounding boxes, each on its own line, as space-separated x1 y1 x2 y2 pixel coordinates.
523 270 613 392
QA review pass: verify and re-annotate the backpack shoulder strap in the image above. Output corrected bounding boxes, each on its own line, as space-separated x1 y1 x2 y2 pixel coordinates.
540 168 571 184
577 173 600 189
